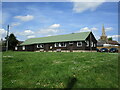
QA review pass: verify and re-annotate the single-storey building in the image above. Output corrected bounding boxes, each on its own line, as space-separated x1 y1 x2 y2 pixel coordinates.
15 32 97 52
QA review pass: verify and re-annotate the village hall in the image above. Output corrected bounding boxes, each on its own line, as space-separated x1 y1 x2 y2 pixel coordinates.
15 31 97 52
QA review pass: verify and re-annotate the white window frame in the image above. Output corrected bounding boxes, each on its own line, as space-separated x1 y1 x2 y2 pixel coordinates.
91 42 94 47
55 42 66 47
59 43 61 47
94 43 96 47
22 46 25 50
55 43 59 47
86 40 89 47
37 44 44 48
15 47 18 50
77 42 82 47
60 42 66 47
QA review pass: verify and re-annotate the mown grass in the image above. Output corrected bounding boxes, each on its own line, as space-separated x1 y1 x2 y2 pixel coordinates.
2 51 119 88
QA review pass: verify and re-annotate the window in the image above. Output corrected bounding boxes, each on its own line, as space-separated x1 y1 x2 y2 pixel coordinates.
55 42 66 47
22 46 25 50
86 41 89 47
15 47 18 50
60 42 66 47
50 46 53 49
94 43 96 47
37 44 44 48
77 42 82 47
69 42 73 44
55 43 59 47
91 42 94 47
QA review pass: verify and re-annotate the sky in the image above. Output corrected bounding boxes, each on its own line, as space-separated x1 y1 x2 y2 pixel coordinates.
0 1 119 42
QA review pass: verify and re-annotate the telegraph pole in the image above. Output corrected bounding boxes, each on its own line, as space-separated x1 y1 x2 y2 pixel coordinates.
90 31 92 52
6 25 9 51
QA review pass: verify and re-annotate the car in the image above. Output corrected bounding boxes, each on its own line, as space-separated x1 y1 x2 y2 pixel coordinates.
100 48 108 52
96 48 100 52
109 48 118 53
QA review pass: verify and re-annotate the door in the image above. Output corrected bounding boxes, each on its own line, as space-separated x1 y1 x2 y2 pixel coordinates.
69 44 73 52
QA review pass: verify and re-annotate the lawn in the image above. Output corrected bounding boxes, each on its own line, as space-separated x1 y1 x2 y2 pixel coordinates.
2 51 119 88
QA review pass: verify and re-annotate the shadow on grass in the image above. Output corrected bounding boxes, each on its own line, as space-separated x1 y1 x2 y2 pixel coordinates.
64 77 77 90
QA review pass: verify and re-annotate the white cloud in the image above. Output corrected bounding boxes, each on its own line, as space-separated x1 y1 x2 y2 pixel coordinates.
108 35 120 42
49 24 60 28
14 15 34 21
16 24 61 39
11 22 21 27
105 27 113 32
112 35 120 38
0 28 7 35
27 35 36 38
17 30 35 37
39 28 59 35
72 1 105 13
78 27 98 32
38 24 61 36
16 29 35 39
23 30 34 36
24 30 34 34
80 27 90 32
91 27 98 31
108 35 120 38
0 28 7 40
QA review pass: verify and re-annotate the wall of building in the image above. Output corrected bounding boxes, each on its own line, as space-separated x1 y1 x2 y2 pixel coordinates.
85 33 97 50
16 41 97 52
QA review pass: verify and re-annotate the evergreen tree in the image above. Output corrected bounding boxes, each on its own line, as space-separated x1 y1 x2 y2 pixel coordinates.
108 37 112 41
7 33 18 50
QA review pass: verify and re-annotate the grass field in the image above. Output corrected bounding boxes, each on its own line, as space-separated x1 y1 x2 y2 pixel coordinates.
2 51 119 88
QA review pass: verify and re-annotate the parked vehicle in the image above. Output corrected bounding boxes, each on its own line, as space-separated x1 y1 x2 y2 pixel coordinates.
109 48 118 53
100 48 108 52
96 48 100 52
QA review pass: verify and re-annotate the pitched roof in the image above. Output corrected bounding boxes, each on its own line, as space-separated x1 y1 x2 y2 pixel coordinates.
108 40 119 45
20 32 91 45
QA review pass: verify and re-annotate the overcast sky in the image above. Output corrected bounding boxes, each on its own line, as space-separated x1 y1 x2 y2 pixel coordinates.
1 2 119 42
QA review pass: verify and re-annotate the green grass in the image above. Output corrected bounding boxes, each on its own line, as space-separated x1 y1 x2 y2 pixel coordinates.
2 51 119 88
